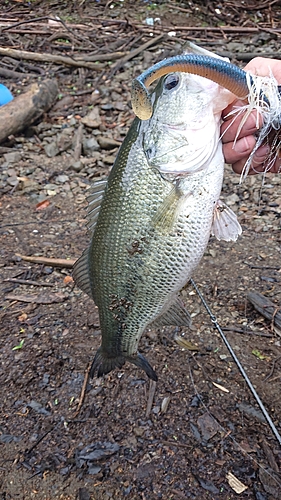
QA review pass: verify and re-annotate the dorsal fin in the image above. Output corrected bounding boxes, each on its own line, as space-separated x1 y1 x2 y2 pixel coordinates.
72 247 93 298
73 179 107 296
86 178 107 234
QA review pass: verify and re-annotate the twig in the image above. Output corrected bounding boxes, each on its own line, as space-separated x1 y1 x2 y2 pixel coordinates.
244 262 280 270
72 362 92 418
1 16 58 31
261 440 279 473
3 278 53 287
223 326 273 338
145 379 157 418
25 425 55 455
15 254 75 268
264 355 281 382
80 51 129 62
162 440 192 449
111 33 164 71
217 52 281 61
0 47 105 70
191 279 281 448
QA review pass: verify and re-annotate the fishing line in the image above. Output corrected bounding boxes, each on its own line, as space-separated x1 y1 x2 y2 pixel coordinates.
190 278 281 448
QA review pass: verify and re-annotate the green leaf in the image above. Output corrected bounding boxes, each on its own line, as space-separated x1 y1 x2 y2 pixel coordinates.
12 339 24 350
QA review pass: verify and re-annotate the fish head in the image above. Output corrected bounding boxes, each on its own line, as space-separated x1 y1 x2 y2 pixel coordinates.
142 71 233 176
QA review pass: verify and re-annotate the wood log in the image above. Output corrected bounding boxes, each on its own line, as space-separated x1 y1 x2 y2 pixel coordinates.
0 79 58 143
247 291 281 330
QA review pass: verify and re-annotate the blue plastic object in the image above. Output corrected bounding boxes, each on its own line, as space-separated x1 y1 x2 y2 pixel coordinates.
0 84 13 106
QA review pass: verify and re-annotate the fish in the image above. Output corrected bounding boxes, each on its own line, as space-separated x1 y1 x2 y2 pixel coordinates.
73 45 243 381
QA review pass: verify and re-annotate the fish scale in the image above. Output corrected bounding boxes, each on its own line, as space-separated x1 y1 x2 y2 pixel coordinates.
73 56 242 381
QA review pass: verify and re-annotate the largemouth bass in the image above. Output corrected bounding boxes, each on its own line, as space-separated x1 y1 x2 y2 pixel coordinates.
73 48 243 381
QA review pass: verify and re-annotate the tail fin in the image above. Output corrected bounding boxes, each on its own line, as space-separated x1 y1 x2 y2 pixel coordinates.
90 348 158 381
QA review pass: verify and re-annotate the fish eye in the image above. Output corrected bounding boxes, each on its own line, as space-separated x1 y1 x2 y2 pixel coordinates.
164 74 180 91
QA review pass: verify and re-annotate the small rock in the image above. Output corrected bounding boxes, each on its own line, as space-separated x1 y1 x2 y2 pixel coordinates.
68 117 77 126
225 193 240 206
133 426 145 437
83 137 100 156
56 129 73 152
114 101 126 111
56 174 69 183
44 142 59 158
43 183 58 190
7 176 18 186
97 137 121 150
70 160 83 172
103 155 115 165
3 151 22 164
81 108 102 129
20 178 40 193
7 168 17 176
101 103 113 111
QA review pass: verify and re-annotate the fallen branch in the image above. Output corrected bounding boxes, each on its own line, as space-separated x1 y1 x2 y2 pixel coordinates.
0 67 36 79
0 79 58 143
72 362 92 418
247 291 281 330
5 292 68 304
217 51 281 61
0 47 104 70
145 379 157 418
16 254 76 268
3 278 53 287
111 33 164 70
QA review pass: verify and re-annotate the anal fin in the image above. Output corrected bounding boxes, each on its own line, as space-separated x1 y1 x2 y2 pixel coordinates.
150 298 191 328
72 247 93 298
211 199 242 242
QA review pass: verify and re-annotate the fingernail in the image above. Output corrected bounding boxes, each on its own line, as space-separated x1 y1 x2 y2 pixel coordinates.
234 137 251 154
255 144 270 158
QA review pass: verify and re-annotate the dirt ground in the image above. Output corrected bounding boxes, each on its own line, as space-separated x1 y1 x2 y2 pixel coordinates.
1 1 281 499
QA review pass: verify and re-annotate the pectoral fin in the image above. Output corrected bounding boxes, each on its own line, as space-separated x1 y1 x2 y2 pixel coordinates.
211 200 242 242
153 183 192 233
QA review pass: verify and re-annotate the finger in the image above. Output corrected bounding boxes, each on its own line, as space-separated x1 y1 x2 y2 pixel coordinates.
221 109 261 143
223 135 256 165
221 99 245 120
231 144 270 175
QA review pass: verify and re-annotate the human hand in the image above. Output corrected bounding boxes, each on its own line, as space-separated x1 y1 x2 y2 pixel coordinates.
221 57 281 175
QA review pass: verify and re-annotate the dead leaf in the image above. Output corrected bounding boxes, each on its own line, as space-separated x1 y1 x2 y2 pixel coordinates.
64 275 74 285
174 336 199 351
226 472 248 494
197 412 220 441
36 199 50 210
18 312 28 322
212 382 229 393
